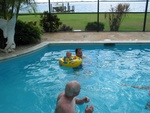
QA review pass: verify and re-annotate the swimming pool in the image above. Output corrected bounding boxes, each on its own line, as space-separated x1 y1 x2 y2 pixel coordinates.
0 43 150 113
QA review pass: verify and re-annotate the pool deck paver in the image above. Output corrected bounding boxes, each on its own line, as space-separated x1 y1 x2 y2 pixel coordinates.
42 32 150 41
0 32 150 60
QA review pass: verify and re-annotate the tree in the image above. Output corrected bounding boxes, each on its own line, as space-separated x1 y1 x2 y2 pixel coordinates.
0 0 37 19
0 0 37 49
105 3 130 31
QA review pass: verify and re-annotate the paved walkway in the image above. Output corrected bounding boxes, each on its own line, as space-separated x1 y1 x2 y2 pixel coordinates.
0 32 150 60
42 32 150 41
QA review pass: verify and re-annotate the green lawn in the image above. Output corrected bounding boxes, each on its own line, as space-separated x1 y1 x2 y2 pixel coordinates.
18 13 150 31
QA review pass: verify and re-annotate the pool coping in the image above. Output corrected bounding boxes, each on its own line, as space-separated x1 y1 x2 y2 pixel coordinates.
0 40 150 61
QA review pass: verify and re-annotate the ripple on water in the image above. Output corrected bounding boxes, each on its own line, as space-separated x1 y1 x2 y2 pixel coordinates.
0 45 150 113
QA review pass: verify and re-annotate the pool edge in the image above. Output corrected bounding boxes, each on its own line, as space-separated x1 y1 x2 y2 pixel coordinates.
0 40 150 61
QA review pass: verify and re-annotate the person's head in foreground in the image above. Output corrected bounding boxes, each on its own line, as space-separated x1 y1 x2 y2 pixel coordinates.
65 80 81 97
55 80 94 113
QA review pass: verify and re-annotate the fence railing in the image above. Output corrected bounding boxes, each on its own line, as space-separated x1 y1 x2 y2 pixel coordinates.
18 12 150 32
18 0 150 32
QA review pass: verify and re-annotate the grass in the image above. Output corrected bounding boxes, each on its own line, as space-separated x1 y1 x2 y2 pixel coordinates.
57 14 97 30
18 13 150 31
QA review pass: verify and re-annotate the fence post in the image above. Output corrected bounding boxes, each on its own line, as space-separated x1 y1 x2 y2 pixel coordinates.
143 0 149 31
48 0 51 13
97 0 100 32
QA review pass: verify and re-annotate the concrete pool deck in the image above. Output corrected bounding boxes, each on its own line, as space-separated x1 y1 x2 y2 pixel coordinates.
42 32 150 41
0 32 150 60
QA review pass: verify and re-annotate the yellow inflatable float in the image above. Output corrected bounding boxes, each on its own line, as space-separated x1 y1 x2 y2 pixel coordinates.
59 56 82 68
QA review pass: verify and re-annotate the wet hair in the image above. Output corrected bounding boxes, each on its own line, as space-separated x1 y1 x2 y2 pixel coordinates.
66 51 72 56
75 48 81 54
65 81 80 97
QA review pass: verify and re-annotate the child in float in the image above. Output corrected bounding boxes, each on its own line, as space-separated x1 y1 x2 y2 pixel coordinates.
64 51 73 62
59 51 72 66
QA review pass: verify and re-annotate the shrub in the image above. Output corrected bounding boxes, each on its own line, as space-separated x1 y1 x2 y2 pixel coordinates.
105 3 130 31
40 11 73 32
85 21 104 31
59 24 73 31
40 11 62 32
15 20 41 45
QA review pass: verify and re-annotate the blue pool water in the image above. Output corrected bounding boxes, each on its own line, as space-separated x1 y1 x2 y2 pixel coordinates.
0 43 150 113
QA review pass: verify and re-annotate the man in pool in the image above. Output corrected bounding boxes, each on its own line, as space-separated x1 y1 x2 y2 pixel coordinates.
75 48 86 59
121 84 150 90
55 80 94 113
122 84 150 110
145 91 150 110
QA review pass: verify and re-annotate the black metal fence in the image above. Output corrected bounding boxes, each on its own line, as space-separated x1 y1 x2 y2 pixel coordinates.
45 0 149 32
17 1 150 32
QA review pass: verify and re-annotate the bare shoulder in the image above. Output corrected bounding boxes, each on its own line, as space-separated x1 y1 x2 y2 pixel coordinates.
57 92 65 100
55 97 75 113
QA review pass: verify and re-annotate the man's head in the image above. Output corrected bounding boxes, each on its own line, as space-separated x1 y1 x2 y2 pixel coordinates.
65 80 81 97
75 48 82 58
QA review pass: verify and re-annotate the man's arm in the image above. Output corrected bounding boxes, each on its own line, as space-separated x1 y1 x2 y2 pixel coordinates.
85 105 94 113
75 96 90 104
